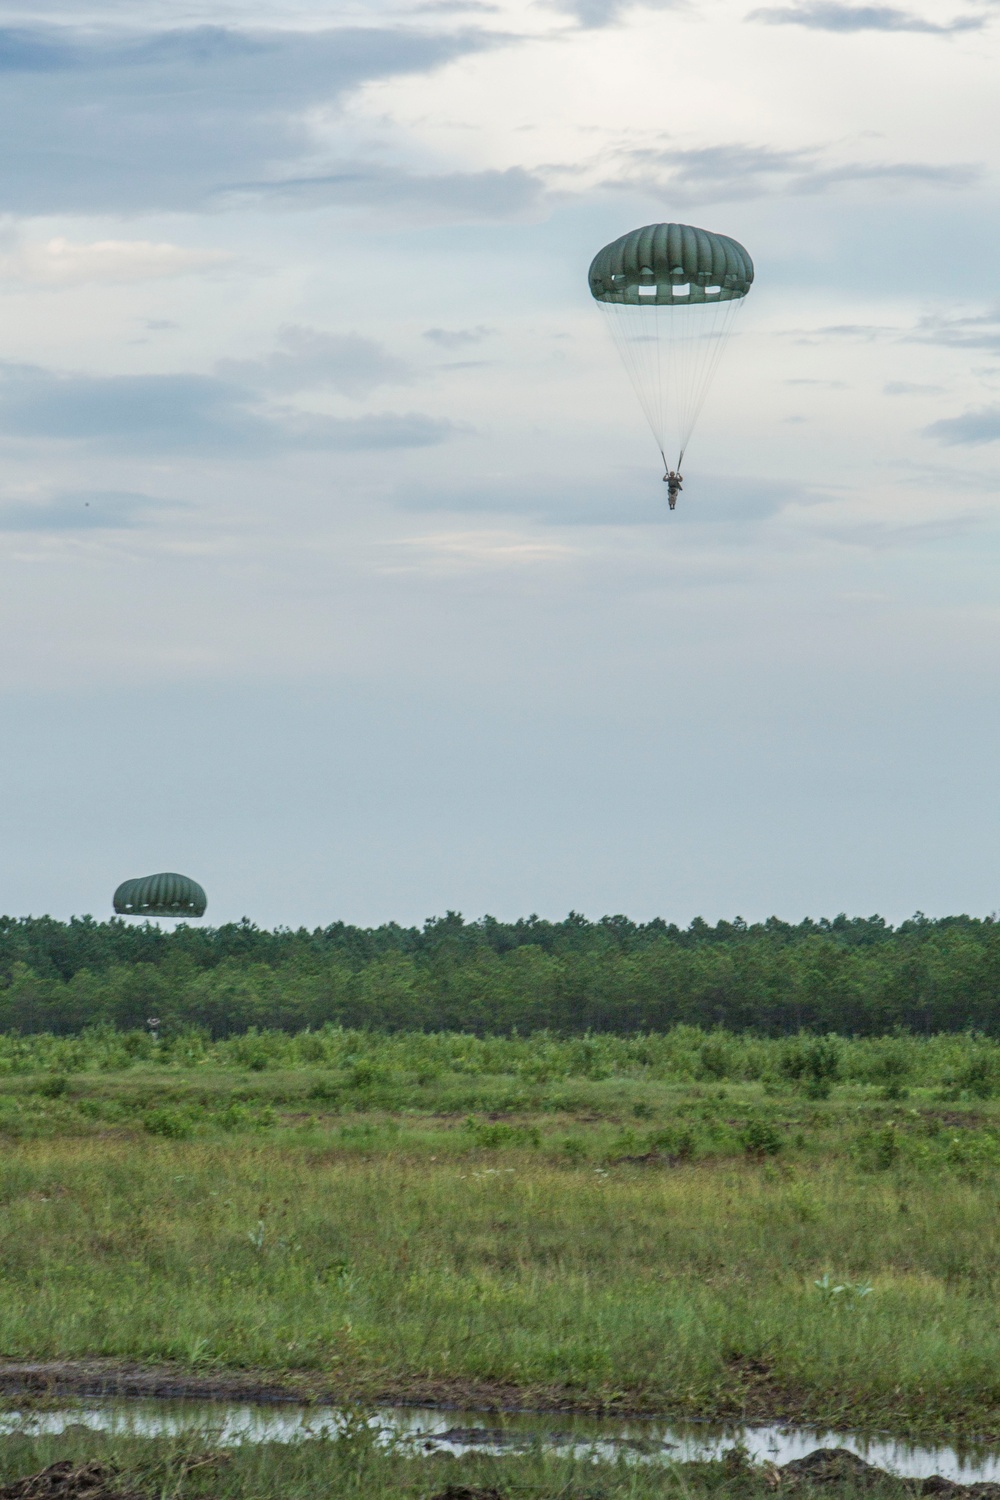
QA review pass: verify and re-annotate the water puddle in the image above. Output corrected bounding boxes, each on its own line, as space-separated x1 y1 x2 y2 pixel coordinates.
1 1401 999 1483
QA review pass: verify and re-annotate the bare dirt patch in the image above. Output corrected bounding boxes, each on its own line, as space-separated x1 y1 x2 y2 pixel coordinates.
776 1449 1000 1498
0 1462 144 1500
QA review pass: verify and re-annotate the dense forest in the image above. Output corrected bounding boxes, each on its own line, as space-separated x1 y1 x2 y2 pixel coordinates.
0 909 999 1037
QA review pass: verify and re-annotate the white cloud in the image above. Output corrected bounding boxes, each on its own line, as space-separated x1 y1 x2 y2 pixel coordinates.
423 325 495 348
747 1 986 32
380 529 578 572
0 236 233 285
217 327 412 398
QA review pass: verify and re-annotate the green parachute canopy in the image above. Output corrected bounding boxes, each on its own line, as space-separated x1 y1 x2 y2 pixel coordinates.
589 222 753 305
588 222 754 473
113 872 207 919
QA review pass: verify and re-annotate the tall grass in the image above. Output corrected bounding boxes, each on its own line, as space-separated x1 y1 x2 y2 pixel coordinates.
2 1029 1000 1435
1 1130 1000 1433
4 1023 1000 1097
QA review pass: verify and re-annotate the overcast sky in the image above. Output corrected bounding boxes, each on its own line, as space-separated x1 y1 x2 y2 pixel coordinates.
0 0 997 929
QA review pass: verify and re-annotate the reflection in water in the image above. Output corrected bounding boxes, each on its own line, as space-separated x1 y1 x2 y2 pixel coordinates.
1 1402 998 1484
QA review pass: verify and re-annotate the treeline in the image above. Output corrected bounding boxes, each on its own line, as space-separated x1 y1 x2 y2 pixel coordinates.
0 908 958 978
0 909 999 1037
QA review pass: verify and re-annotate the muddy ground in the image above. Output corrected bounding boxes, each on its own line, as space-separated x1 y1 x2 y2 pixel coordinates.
0 1358 768 1417
0 1358 843 1424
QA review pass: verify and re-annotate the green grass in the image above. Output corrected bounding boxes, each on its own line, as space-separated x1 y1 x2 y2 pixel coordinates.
0 1427 922 1500
3 1028 1000 1436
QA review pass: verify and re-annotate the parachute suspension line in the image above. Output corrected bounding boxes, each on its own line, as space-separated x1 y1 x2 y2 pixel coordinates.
675 294 744 458
599 303 665 458
656 294 743 461
598 294 745 473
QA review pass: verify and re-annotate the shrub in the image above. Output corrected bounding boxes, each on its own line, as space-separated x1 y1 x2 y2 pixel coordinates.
803 1037 841 1098
349 1060 384 1090
307 1079 341 1104
36 1075 69 1099
648 1124 697 1160
464 1117 540 1149
854 1123 900 1171
957 1055 997 1100
143 1108 193 1139
215 1103 253 1131
739 1118 783 1157
698 1038 734 1080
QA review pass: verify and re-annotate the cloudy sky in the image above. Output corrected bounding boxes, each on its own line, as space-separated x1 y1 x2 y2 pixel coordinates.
0 0 997 928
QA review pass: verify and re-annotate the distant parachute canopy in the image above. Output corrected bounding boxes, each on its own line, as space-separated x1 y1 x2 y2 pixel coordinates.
588 222 753 472
113 872 207 919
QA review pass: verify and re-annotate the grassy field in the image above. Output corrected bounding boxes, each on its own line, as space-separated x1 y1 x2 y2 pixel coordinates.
3 1027 1000 1438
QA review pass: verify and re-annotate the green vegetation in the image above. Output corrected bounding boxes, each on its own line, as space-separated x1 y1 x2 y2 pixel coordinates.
2 1027 1000 1436
0 1431 929 1500
3 1022 1000 1101
5 908 1000 1036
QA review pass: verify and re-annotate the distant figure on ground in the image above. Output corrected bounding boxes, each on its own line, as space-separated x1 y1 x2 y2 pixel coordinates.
664 470 683 510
